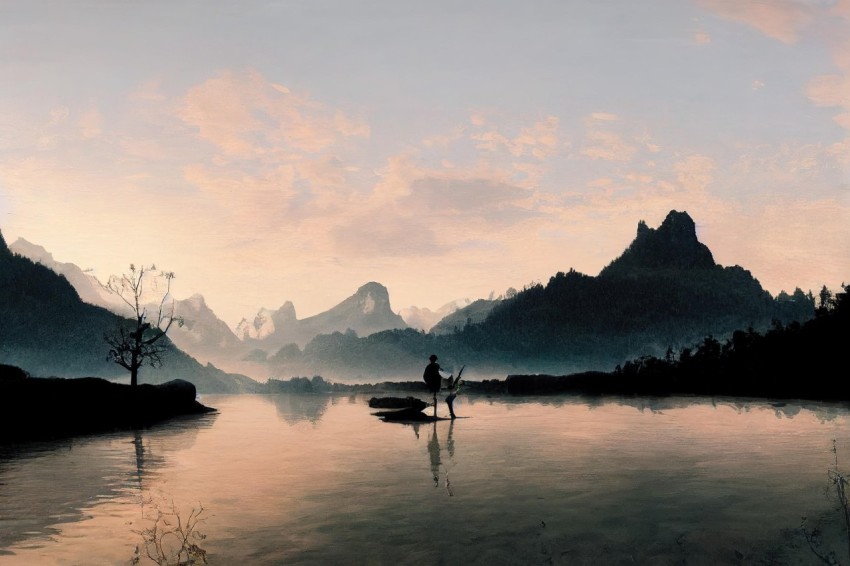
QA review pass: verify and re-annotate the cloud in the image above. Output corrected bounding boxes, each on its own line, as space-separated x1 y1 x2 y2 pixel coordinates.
183 162 298 228
78 107 103 139
470 115 561 160
694 30 712 45
324 151 540 260
587 112 619 123
697 0 814 43
674 154 716 195
806 74 850 108
581 130 637 162
422 125 467 148
179 69 369 158
806 68 850 130
706 199 850 295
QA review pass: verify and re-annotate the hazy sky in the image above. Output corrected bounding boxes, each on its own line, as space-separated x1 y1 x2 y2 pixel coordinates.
1 0 848 327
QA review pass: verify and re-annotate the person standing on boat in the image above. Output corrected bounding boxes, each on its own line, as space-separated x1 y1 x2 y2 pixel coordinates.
423 354 451 417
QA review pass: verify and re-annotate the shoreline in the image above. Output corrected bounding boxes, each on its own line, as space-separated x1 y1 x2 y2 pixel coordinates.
1 367 215 444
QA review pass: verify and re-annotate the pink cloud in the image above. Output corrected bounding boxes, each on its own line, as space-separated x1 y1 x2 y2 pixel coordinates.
697 0 814 43
581 130 637 162
179 69 369 157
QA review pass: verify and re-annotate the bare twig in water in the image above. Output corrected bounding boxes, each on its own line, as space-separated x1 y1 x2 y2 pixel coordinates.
801 516 839 565
130 499 208 565
802 440 850 565
829 439 850 563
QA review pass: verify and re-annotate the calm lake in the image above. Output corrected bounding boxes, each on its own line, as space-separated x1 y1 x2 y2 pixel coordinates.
2 393 850 565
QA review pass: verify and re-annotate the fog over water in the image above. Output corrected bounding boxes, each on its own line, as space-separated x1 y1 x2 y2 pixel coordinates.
2 394 850 564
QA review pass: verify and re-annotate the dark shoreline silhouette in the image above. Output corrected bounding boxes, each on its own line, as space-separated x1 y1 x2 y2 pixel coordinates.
0 365 214 444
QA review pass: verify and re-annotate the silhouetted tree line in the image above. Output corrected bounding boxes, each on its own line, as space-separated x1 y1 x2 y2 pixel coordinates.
610 283 849 400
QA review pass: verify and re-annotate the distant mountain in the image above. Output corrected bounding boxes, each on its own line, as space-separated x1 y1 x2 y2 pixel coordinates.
429 298 500 335
239 282 408 353
165 294 245 361
279 210 817 381
0 229 259 393
235 306 284 340
400 299 473 332
10 238 251 370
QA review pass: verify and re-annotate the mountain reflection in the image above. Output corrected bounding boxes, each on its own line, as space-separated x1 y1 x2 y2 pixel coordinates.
267 393 334 424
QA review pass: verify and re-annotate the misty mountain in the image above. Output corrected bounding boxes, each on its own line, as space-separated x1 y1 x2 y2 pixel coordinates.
9 238 125 311
9 238 252 369
399 299 474 332
239 282 408 354
0 229 259 393
274 210 817 380
166 294 246 360
429 298 501 335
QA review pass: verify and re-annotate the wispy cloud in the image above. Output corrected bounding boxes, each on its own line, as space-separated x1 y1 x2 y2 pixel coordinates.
179 69 369 157
581 130 637 162
697 0 814 43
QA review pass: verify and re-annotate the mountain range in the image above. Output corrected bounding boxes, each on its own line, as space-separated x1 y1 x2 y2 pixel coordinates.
8 239 422 379
235 282 408 352
1 210 820 384
254 210 817 380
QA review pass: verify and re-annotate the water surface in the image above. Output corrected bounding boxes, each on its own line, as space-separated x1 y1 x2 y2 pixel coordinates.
2 393 849 564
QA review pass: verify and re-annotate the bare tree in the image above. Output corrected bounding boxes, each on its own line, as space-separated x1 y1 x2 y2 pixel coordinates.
104 264 182 386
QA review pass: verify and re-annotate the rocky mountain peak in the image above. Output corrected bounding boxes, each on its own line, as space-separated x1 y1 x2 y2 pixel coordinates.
354 282 391 314
601 210 716 276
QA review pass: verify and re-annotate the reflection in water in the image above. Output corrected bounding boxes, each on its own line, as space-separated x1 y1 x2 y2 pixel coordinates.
5 394 850 564
0 412 217 554
470 392 850 423
425 420 455 495
267 393 332 424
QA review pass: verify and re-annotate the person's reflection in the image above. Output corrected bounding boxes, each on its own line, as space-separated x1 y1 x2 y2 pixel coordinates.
133 429 146 489
425 420 456 495
428 422 441 486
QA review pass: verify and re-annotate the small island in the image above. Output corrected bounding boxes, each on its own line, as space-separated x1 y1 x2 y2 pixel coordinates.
0 364 214 444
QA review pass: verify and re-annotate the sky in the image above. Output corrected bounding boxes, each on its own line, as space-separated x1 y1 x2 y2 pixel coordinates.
1 0 848 328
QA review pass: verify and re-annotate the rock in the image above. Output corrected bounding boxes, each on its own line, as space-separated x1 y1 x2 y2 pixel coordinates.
368 396 428 410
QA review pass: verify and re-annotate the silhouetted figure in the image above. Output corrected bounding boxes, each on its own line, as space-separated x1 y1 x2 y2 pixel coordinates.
445 376 458 419
423 354 451 417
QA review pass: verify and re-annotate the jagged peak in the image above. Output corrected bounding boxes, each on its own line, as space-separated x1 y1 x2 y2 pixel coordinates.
656 210 698 242
601 210 715 276
356 281 389 296
275 301 297 319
